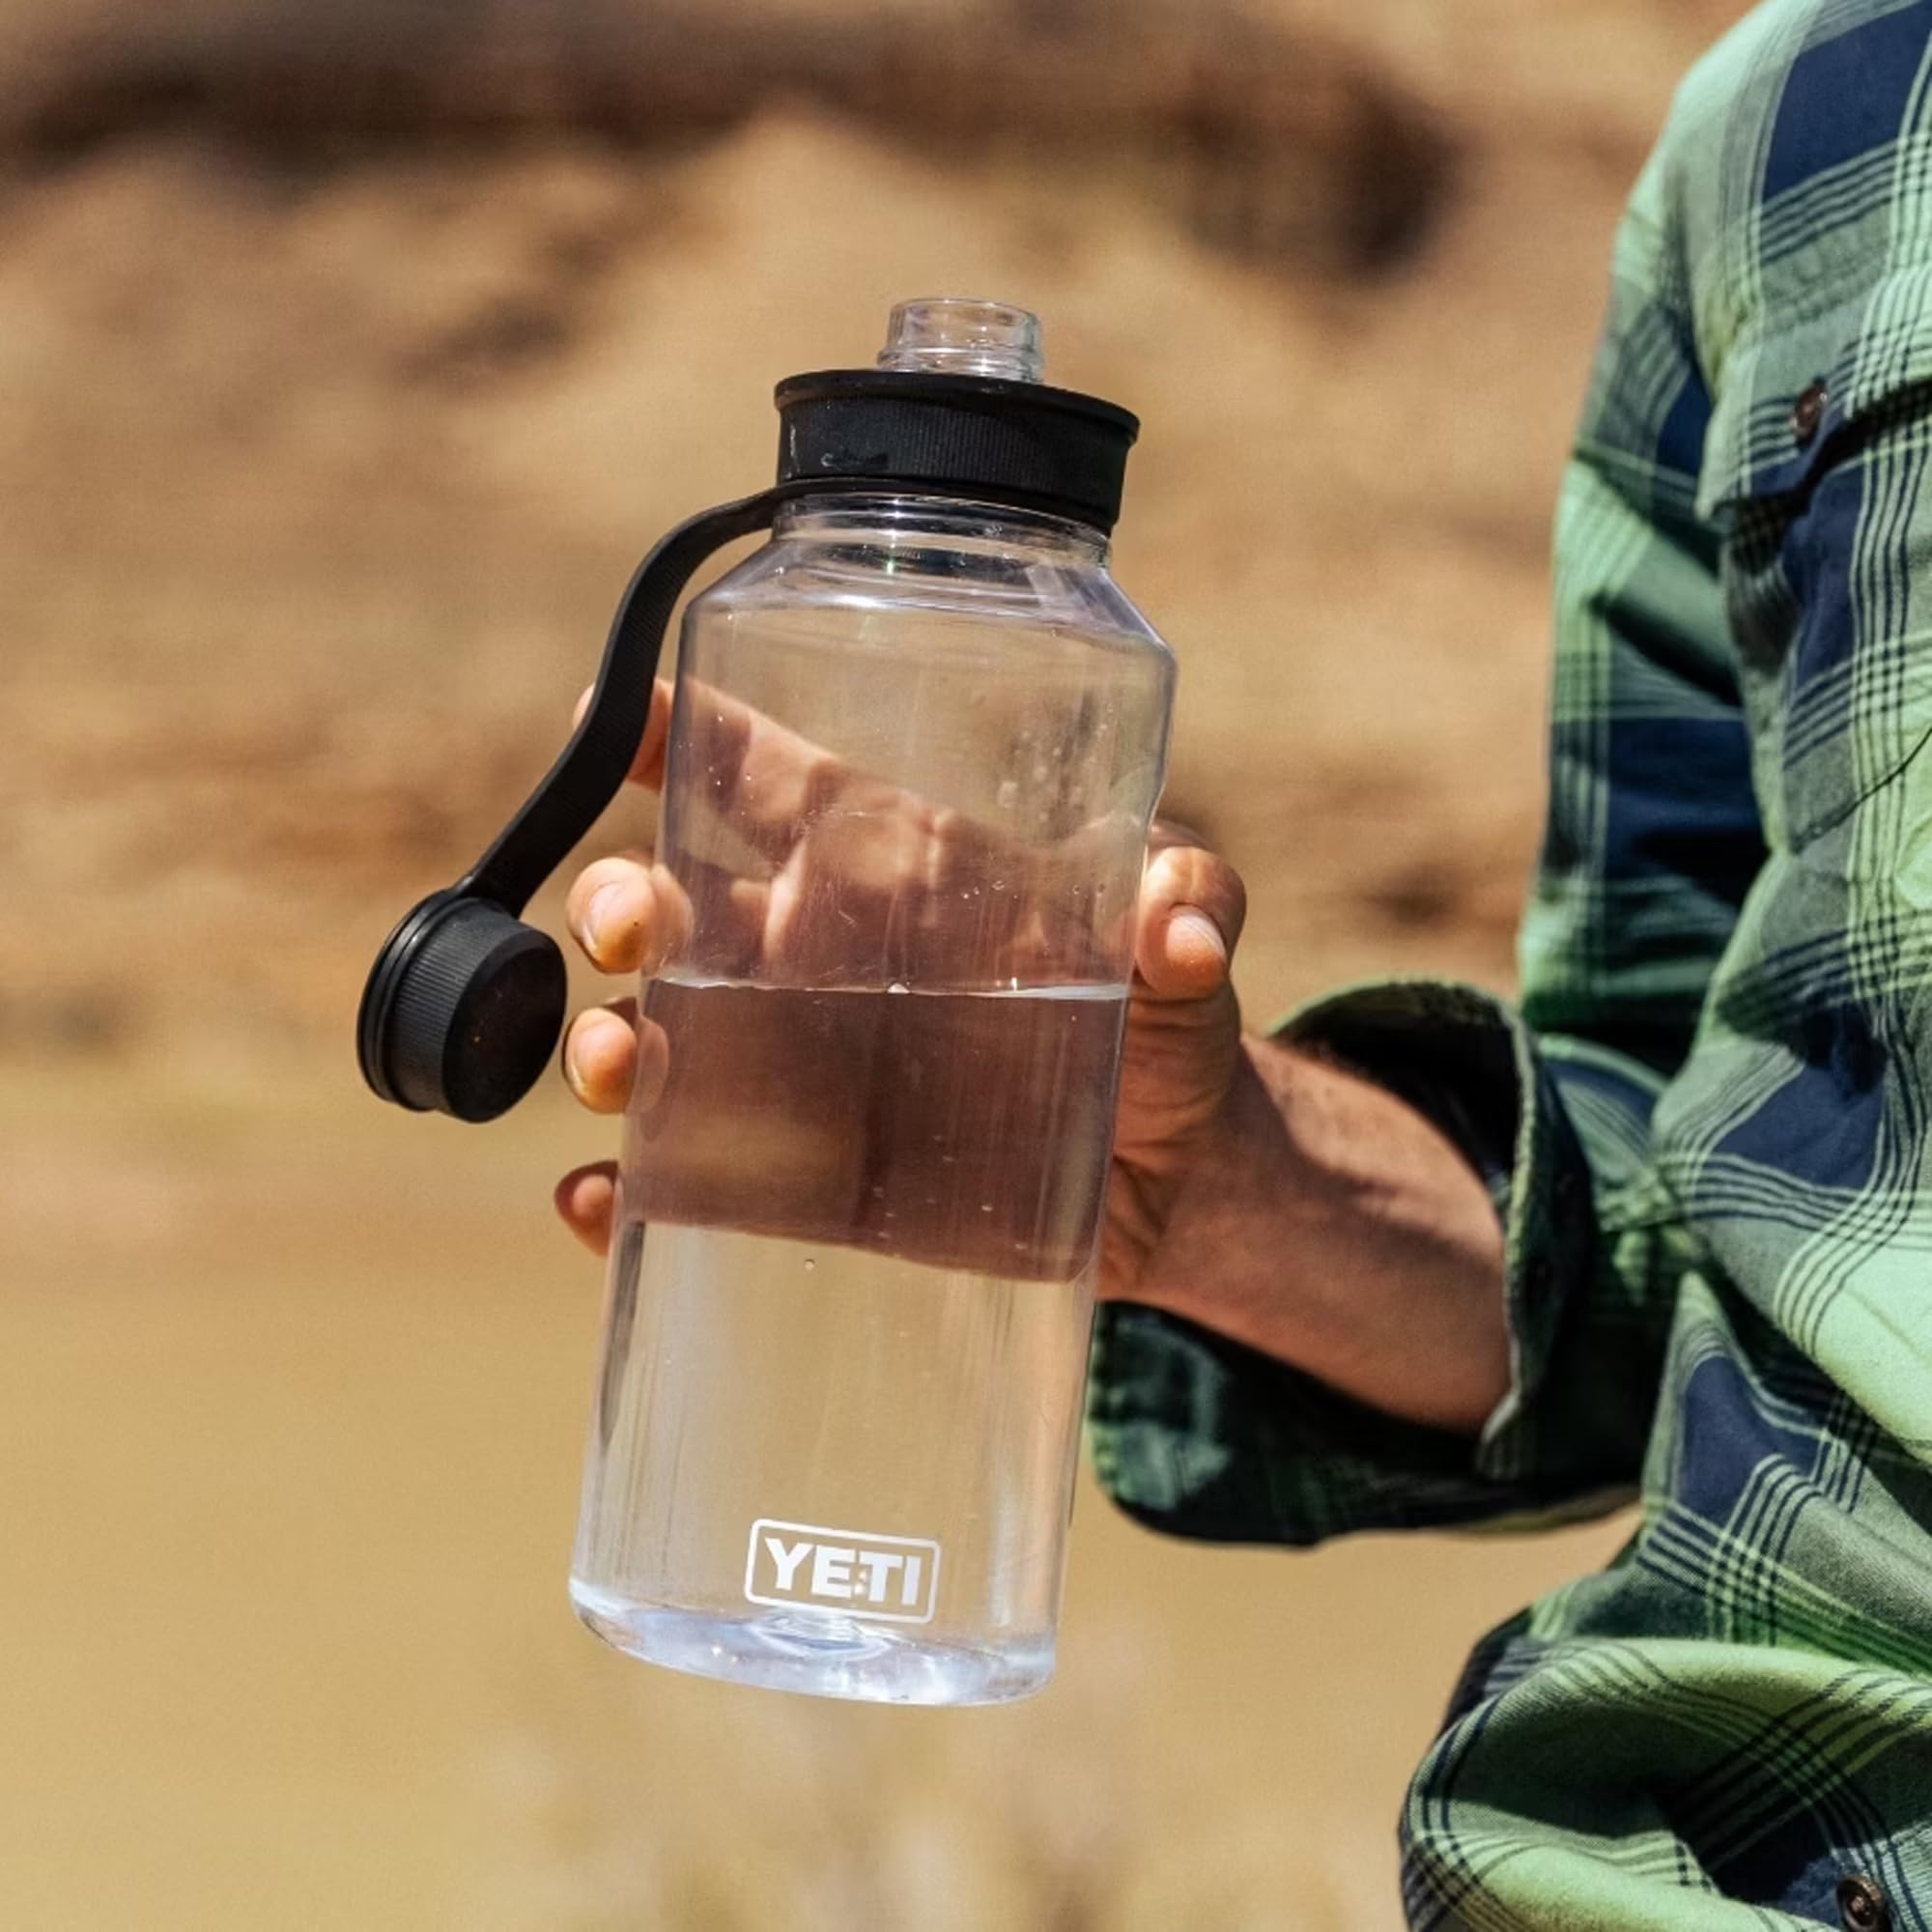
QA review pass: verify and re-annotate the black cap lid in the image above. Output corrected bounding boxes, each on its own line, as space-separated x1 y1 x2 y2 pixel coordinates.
774 369 1139 532
358 891 568 1122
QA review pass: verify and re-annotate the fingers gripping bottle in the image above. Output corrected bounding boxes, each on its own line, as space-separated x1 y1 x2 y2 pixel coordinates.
357 299 1175 1703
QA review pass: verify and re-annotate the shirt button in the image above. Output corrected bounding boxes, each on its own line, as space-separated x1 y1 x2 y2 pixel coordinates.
1792 379 1829 445
1837 1874 1892 1932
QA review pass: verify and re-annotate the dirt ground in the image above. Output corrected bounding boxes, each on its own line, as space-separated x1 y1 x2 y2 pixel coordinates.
0 3 1747 1924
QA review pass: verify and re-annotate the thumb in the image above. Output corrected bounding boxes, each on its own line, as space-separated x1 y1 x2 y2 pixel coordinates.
1134 830 1246 1001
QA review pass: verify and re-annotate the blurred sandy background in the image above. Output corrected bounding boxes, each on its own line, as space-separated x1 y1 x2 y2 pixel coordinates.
0 3 1748 1926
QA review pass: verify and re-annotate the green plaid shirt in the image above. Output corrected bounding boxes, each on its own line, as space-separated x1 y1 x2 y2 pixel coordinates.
1089 3 1932 1923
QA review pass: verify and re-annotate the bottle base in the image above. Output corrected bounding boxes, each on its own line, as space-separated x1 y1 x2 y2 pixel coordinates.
569 1580 1054 1705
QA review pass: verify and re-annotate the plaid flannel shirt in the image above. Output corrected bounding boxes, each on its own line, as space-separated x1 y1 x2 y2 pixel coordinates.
1089 3 1932 1924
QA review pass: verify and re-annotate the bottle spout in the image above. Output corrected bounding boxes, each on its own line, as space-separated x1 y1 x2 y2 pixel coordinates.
876 298 1044 383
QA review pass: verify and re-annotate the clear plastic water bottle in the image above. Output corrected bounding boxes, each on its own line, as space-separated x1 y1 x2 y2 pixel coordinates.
357 296 1173 1704
567 300 1175 1703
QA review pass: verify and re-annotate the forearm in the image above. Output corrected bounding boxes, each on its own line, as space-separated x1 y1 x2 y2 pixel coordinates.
1122 1032 1510 1436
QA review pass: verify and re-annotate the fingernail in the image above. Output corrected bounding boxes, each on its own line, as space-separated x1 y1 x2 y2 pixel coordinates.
586 883 626 952
563 1014 614 1097
1169 908 1226 962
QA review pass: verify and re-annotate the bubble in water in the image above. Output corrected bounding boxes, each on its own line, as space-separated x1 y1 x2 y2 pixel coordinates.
888 980 910 995
804 1257 816 1272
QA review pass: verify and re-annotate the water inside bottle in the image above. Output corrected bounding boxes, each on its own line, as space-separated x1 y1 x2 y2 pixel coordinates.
570 974 1127 1704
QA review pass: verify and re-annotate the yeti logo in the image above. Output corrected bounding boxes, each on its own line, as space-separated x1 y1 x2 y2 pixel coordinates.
744 1519 942 1626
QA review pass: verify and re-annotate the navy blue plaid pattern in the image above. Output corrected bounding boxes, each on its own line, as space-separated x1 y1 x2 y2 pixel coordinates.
1089 3 1932 1921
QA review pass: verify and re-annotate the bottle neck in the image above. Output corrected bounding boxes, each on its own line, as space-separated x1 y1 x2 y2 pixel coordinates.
773 491 1110 565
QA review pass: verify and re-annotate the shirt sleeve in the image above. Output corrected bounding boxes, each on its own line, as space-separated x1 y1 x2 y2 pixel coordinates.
1087 135 1765 1543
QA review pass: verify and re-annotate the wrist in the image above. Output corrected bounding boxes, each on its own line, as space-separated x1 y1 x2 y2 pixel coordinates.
1132 1029 1511 1435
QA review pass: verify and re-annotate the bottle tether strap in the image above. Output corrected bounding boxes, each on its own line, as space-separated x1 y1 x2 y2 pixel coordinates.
355 486 786 1120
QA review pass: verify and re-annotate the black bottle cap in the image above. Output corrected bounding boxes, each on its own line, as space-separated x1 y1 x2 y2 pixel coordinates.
774 370 1138 532
358 892 568 1122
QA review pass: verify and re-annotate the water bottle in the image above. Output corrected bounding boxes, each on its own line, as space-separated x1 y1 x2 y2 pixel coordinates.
357 298 1174 1703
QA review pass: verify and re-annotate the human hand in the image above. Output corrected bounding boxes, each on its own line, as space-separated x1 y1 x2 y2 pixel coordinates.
551 678 1246 1299
552 677 1508 1432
